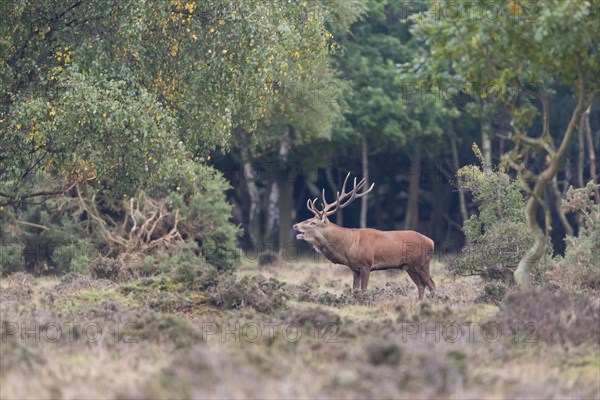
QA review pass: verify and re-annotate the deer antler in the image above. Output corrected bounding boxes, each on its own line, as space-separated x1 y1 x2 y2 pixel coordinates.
307 172 374 219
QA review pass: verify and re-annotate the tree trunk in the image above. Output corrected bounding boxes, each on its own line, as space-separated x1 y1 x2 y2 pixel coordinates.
374 183 383 228
325 165 343 226
577 121 585 188
551 175 573 237
583 104 599 203
277 126 293 253
238 128 262 247
429 160 450 243
514 90 588 288
359 137 369 228
451 137 469 223
481 119 493 170
265 181 279 243
387 177 397 230
404 144 421 230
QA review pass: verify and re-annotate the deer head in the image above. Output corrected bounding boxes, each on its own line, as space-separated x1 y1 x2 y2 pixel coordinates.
293 173 374 246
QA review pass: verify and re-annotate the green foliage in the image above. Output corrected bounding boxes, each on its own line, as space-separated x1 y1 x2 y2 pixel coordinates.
411 0 600 127
51 239 95 274
88 257 122 281
334 0 457 154
0 201 96 275
209 274 288 313
450 154 549 281
475 282 508 305
546 182 600 290
166 164 242 271
1 164 240 276
0 243 24 276
0 0 339 203
457 154 527 242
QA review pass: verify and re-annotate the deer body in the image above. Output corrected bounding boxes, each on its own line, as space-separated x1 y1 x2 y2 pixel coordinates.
293 173 435 300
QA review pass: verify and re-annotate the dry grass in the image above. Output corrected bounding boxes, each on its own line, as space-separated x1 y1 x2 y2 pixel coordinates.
1 259 599 399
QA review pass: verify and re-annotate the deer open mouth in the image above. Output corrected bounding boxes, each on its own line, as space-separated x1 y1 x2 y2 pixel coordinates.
296 231 305 240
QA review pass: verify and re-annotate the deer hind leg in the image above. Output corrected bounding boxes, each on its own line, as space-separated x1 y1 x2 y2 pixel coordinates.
352 270 360 290
407 271 426 301
360 268 370 291
419 251 436 294
416 267 435 295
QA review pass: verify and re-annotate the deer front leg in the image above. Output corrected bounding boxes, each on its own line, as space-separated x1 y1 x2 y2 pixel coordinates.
360 268 370 291
352 270 360 290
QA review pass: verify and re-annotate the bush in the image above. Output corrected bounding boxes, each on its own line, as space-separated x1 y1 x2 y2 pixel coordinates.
475 282 508 305
281 307 341 329
450 152 550 282
209 274 288 313
450 221 549 284
166 164 242 271
492 289 600 345
1 164 240 276
545 182 600 290
365 340 402 366
89 257 122 281
170 253 220 291
0 204 96 275
0 243 25 276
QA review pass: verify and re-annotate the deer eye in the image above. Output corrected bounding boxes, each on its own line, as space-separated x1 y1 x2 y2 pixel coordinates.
310 221 317 226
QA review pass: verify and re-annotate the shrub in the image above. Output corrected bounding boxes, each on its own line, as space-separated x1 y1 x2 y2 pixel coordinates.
209 274 288 313
450 221 549 284
281 307 341 329
0 243 25 276
1 163 240 276
170 253 220 291
475 282 508 305
89 257 122 280
491 289 600 345
545 182 600 290
0 204 96 275
365 340 402 366
166 164 242 271
450 151 550 282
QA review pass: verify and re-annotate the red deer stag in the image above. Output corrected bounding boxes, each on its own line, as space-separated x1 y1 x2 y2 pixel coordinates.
293 173 435 300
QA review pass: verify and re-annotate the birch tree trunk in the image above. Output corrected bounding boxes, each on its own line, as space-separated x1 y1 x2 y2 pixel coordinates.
481 120 493 170
359 137 369 228
404 144 421 230
583 105 599 203
277 126 293 253
238 128 262 247
451 137 469 223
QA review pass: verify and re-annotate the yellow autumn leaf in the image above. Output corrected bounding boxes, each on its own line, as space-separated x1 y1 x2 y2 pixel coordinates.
509 0 522 16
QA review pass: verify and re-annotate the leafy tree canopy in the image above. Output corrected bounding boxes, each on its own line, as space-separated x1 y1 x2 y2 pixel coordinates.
0 0 337 203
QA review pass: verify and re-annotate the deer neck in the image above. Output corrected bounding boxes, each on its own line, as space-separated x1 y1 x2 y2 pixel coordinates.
316 223 356 265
